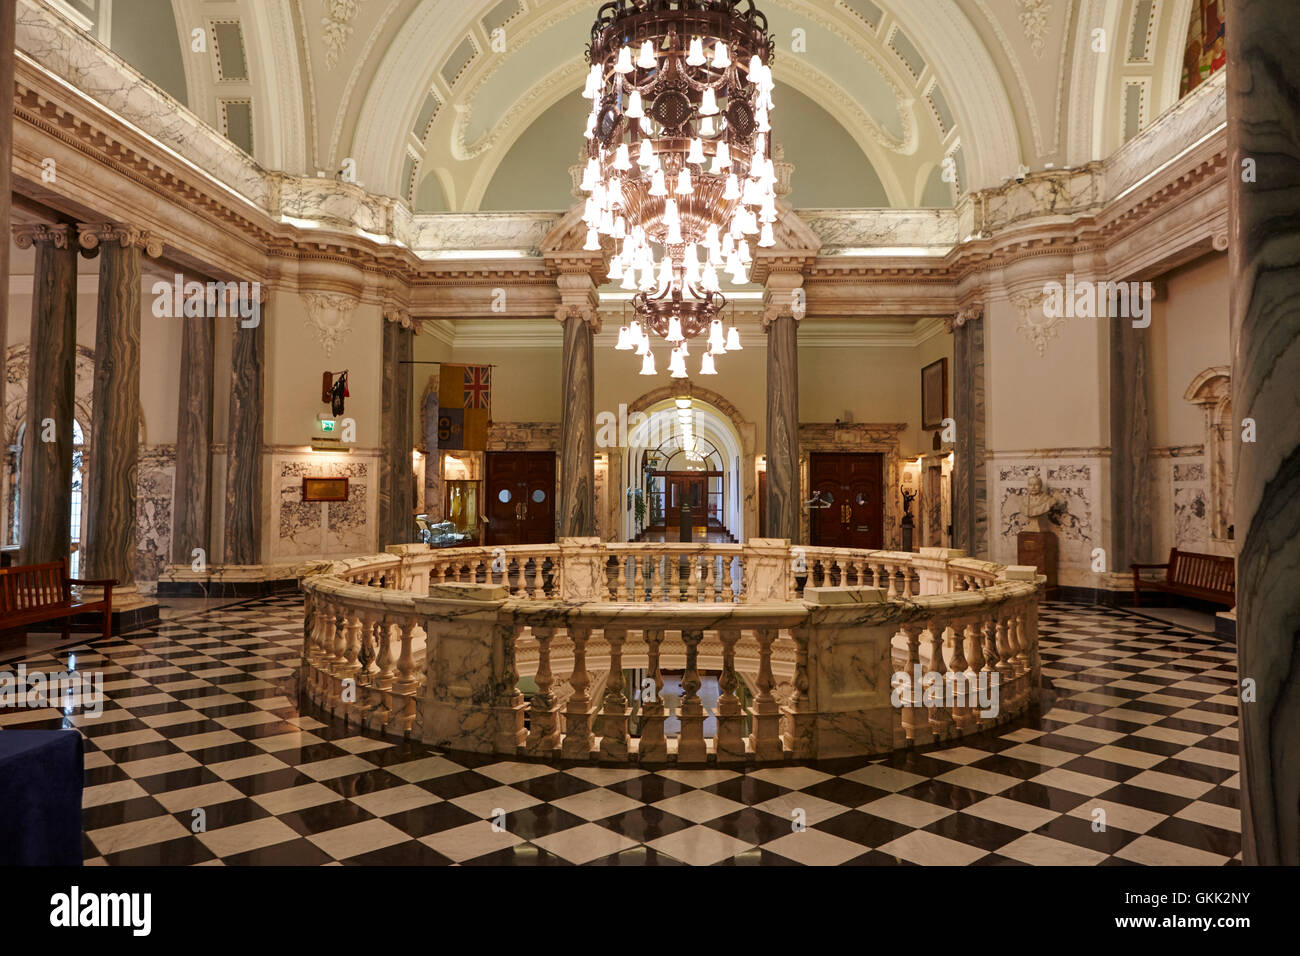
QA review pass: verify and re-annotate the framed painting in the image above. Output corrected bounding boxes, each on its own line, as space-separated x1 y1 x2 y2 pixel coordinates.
921 358 948 431
302 477 349 502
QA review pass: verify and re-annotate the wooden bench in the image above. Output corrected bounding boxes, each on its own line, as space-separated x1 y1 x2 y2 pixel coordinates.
0 560 116 640
1131 548 1235 608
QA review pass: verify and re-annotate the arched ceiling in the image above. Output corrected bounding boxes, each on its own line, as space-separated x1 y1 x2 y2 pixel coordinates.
87 0 1204 211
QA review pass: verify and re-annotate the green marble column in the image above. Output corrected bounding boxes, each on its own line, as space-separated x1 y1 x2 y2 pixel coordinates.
14 224 76 566
559 305 597 539
763 292 802 544
379 313 415 548
170 296 215 566
223 294 265 565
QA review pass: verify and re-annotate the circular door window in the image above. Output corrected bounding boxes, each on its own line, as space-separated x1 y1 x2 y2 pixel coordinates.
820 491 834 504
856 492 869 506
497 489 512 504
532 489 547 503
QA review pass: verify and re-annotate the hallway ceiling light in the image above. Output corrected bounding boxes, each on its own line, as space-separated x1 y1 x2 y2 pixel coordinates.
583 0 775 377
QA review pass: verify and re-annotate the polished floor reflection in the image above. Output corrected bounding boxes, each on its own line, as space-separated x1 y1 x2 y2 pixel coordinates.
0 595 1241 865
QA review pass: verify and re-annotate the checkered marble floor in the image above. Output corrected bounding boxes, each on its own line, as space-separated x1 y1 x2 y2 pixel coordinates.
0 597 1242 865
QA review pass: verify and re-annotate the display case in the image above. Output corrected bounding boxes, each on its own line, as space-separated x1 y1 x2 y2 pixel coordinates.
444 480 481 540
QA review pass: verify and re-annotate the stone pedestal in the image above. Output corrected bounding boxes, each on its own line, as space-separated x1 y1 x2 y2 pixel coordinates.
597 706 632 761
714 707 748 763
558 536 606 600
637 706 668 762
1016 531 1058 590
749 702 785 761
14 224 76 566
675 707 708 763
1228 0 1300 866
524 701 562 756
561 704 595 759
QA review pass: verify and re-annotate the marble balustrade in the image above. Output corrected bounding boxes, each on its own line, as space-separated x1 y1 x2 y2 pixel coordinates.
300 542 1041 763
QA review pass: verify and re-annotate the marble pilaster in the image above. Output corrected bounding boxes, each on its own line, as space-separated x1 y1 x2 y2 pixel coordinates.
79 224 155 591
0 0 12 476
170 298 215 565
951 307 987 558
379 317 414 548
223 293 265 565
763 274 803 544
557 275 598 538
1109 314 1151 568
14 224 76 566
1228 0 1300 867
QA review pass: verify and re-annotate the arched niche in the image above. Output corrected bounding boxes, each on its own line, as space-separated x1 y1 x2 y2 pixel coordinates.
1184 365 1233 544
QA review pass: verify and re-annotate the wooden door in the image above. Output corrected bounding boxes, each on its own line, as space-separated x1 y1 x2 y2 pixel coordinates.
485 452 555 545
808 453 884 549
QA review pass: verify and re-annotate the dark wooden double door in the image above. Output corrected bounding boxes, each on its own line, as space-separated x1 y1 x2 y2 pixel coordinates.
485 452 555 545
809 453 884 549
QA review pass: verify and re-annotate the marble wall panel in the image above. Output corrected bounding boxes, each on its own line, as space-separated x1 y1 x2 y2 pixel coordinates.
992 457 1102 576
134 444 175 594
272 455 377 559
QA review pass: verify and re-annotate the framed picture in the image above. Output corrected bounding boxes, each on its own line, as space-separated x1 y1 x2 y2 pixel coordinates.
921 358 948 431
302 477 349 502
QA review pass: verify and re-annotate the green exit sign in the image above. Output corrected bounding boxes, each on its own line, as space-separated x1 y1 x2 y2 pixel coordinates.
320 419 336 433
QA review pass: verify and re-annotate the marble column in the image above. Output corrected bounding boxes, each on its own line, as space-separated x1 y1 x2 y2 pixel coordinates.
379 311 415 548
556 276 599 538
763 278 802 544
223 292 265 565
951 307 987 557
14 224 76 566
79 224 157 591
1109 313 1150 570
1228 0 1300 867
169 290 215 567
0 0 14 482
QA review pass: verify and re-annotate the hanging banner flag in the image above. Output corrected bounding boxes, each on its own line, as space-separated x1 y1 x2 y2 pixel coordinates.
437 364 491 450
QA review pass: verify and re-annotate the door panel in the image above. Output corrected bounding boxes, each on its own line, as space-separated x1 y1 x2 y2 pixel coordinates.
809 453 884 549
486 452 555 545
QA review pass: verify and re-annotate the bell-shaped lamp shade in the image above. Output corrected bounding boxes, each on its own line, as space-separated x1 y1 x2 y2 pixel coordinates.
723 173 740 201
669 347 688 379
667 315 684 343
613 143 632 170
637 40 656 69
687 37 706 66
687 138 706 164
608 256 625 281
759 222 776 248
700 350 718 375
615 325 633 350
666 219 684 245
700 116 716 136
708 319 727 352
657 257 676 291
649 169 668 197
676 169 694 195
615 46 634 73
583 228 601 252
625 90 644 120
711 41 730 69
726 325 743 351
640 350 657 375
637 140 654 167
700 88 719 116
621 268 638 291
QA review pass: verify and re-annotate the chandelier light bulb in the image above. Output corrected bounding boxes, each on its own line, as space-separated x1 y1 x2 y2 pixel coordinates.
687 37 706 66
637 140 655 167
584 113 596 139
613 143 633 170
669 347 688 379
759 222 776 247
700 350 718 375
687 138 706 164
700 88 719 116
663 198 680 226
640 350 657 375
701 263 720 292
723 173 741 200
615 46 634 73
658 257 676 291
701 116 716 136
609 256 625 280
616 325 633 350
676 169 694 195
649 169 668 197
666 219 684 244
708 319 727 352
667 315 684 342
627 90 645 120
727 325 743 351
711 41 730 69
637 40 656 69
584 228 601 251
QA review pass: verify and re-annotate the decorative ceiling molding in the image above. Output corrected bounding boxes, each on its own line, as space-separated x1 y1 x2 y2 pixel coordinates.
325 0 403 170
321 0 365 70
1016 0 1052 59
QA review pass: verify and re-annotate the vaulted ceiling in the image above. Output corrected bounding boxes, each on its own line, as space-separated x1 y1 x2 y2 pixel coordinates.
71 0 1199 211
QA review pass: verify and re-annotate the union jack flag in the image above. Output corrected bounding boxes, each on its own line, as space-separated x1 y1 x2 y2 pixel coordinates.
463 365 491 409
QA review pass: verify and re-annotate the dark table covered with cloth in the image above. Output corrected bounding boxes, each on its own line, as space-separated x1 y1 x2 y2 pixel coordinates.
0 730 84 865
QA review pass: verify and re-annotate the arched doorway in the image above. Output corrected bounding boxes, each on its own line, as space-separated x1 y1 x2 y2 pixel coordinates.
619 388 753 543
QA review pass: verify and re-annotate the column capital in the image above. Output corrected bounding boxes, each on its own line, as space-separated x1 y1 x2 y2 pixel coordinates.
11 222 72 249
76 223 163 258
555 272 601 331
761 271 806 330
946 302 984 333
383 303 421 334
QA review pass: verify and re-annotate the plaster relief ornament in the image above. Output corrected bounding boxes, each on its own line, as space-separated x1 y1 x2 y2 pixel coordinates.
1011 288 1060 356
1017 0 1051 59
322 0 364 69
301 292 359 356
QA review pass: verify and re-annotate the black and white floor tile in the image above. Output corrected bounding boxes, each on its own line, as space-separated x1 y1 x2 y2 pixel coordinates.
0 597 1242 865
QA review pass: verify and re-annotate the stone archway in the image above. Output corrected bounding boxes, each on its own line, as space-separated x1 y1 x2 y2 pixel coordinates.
617 383 759 542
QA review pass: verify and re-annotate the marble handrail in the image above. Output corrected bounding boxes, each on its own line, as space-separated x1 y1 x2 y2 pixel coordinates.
299 541 1043 764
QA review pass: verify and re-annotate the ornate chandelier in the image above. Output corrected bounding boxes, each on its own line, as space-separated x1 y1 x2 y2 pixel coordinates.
579 0 777 378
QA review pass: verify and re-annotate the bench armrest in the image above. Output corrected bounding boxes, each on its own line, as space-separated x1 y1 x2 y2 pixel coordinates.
68 578 118 589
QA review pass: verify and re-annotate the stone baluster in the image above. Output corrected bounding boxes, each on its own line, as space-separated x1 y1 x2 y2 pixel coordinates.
899 623 924 743
638 628 668 761
947 621 973 731
532 558 545 598
723 557 737 602
355 612 376 687
493 619 526 753
331 607 349 671
871 562 881 588
598 627 631 760
927 622 951 738
526 626 562 755
342 612 362 678
704 556 718 602
393 619 418 694
749 627 784 760
677 629 707 761
788 626 815 759
902 566 914 598
964 622 985 725
374 615 395 690
885 564 898 599
616 555 630 600
651 553 665 601
561 625 595 758
715 627 747 763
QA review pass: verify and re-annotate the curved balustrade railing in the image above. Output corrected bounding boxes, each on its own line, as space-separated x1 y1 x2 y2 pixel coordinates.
300 539 1043 764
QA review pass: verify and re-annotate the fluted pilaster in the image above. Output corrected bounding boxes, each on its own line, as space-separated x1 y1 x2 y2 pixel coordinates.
1228 0 1300 866
14 224 76 565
